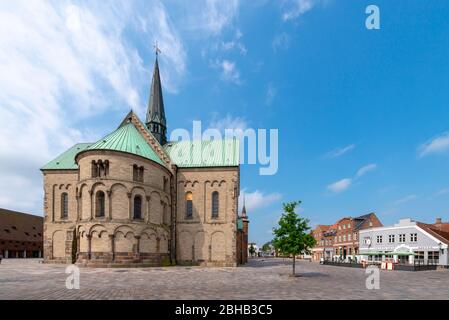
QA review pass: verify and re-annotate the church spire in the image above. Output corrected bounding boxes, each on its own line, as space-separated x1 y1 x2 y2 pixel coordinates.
241 193 247 217
146 44 167 145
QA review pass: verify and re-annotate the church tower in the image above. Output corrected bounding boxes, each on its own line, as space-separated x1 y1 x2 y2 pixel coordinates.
146 51 167 145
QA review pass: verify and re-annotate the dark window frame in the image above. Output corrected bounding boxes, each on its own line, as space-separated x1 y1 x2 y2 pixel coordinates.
95 191 105 218
211 191 219 218
61 192 69 219
133 195 142 220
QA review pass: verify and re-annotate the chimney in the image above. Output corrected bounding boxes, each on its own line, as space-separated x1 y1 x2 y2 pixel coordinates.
435 217 442 224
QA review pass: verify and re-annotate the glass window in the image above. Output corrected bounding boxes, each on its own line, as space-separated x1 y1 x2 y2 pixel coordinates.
61 193 68 219
389 235 395 243
428 251 439 265
415 251 424 263
185 192 193 218
211 191 219 218
348 234 352 241
410 233 418 242
399 234 405 243
95 191 105 217
377 235 382 243
133 195 142 219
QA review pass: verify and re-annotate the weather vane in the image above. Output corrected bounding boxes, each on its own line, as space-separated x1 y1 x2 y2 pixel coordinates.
154 41 162 56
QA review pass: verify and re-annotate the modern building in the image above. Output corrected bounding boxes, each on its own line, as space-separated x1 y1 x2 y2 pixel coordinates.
359 218 449 266
311 212 383 261
41 53 247 267
0 208 43 259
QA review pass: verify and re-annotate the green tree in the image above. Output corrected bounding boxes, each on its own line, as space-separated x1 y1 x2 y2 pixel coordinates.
272 201 316 276
262 241 271 253
249 244 256 257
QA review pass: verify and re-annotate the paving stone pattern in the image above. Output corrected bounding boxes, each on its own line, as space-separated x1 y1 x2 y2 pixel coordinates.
0 258 448 300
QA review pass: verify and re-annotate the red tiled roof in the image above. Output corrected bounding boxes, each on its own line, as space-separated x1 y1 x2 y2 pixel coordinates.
417 222 449 246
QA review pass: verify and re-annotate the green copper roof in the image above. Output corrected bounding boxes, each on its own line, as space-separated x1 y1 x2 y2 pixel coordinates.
164 139 239 167
86 122 165 166
41 143 92 170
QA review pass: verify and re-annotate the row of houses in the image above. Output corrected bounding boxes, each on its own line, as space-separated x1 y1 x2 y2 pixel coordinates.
311 213 449 266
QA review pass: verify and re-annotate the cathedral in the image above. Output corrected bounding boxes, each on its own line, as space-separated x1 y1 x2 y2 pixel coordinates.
41 54 249 267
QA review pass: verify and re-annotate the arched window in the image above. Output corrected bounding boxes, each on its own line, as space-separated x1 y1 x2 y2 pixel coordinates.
95 191 105 217
185 192 193 219
61 193 68 219
212 191 219 218
133 195 142 219
92 160 99 178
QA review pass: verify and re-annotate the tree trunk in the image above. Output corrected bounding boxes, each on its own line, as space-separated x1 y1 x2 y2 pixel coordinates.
292 255 296 276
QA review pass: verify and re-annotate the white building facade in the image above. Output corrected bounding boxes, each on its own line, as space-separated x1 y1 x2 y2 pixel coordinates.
359 218 449 266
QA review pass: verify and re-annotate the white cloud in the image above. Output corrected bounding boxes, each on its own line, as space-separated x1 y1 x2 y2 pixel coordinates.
214 59 242 84
208 114 248 132
325 144 356 159
419 132 449 157
356 163 377 178
238 189 282 212
0 1 185 214
201 0 240 35
327 178 352 193
394 194 417 206
282 0 317 21
326 163 377 194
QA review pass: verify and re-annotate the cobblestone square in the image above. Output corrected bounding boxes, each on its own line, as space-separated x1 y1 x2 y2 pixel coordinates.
1 258 448 300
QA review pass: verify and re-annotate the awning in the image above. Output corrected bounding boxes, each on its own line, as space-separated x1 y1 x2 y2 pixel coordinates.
360 251 416 256
388 252 416 256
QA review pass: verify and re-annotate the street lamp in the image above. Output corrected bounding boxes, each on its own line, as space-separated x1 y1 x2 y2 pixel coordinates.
438 242 443 254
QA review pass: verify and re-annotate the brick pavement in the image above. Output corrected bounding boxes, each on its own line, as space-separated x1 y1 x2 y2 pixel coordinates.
0 258 448 299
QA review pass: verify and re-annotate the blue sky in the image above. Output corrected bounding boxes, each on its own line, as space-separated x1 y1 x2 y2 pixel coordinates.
1 0 449 246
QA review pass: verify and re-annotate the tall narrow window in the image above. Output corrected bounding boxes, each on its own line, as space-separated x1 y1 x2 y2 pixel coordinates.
185 192 193 219
139 166 144 182
133 195 142 219
92 160 99 178
133 164 138 181
104 160 109 176
212 191 219 218
95 191 105 217
61 193 68 219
